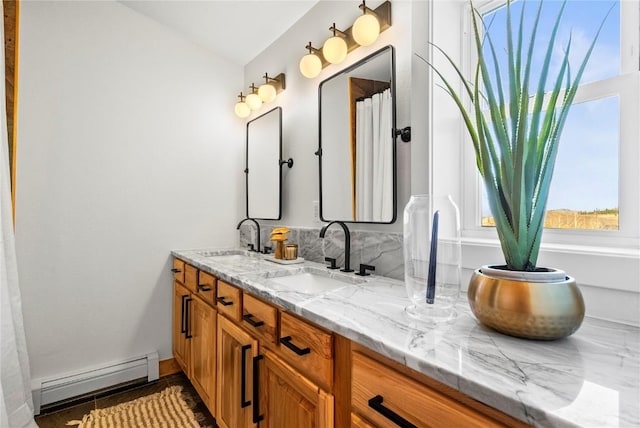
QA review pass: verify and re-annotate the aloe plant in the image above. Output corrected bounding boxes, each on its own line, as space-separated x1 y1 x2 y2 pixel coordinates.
428 0 610 271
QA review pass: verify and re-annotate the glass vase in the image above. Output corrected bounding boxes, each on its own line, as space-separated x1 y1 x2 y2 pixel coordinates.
403 194 461 323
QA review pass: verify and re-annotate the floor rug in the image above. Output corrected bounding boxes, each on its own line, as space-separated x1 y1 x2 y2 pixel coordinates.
66 385 200 428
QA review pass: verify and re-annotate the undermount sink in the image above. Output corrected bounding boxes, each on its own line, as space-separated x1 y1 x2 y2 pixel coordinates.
266 267 366 294
194 249 271 273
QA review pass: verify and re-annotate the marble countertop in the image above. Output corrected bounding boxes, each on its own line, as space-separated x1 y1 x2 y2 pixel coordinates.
172 248 640 427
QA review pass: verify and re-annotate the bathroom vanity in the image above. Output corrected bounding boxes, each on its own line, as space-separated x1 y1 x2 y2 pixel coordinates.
170 249 639 427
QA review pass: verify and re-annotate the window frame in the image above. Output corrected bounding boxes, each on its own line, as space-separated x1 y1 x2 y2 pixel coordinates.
460 0 640 251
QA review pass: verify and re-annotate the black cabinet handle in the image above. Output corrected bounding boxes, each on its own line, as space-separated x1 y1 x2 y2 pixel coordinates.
197 284 212 292
217 296 233 306
243 313 265 328
180 294 188 334
252 355 264 423
368 395 416 428
240 344 252 408
279 336 310 356
171 268 181 273
184 298 193 339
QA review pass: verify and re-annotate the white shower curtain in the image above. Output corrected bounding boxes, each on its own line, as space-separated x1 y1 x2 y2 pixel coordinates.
355 89 392 221
0 4 38 426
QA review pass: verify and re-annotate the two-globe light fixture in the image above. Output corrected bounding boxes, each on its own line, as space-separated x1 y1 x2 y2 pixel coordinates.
234 73 286 118
298 1 389 79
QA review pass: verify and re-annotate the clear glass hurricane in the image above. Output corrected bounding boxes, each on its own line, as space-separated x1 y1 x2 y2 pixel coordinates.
403 194 461 324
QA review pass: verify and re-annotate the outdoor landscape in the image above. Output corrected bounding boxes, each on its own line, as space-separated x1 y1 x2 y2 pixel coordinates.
482 208 619 230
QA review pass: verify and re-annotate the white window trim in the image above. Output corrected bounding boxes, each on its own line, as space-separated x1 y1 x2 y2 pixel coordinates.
460 0 640 251
426 0 640 316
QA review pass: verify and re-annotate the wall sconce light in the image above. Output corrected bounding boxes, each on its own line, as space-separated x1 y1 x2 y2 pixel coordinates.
322 23 348 64
352 1 381 46
234 92 251 118
245 84 262 110
299 42 324 79
258 73 286 103
299 1 392 79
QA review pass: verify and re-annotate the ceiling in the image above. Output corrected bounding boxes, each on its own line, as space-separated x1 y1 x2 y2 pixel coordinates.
119 1 319 66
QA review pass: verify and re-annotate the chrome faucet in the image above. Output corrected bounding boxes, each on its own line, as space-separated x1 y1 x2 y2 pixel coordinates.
236 218 260 253
319 221 353 272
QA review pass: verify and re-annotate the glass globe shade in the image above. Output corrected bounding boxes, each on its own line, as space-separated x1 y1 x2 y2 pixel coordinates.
352 14 380 46
234 101 250 118
258 83 277 103
299 54 322 79
246 93 262 110
322 36 347 64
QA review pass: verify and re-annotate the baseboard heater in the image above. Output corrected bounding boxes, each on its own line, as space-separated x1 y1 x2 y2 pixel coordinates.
32 351 159 415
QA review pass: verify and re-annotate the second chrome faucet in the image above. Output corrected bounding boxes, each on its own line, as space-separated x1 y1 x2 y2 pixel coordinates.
319 221 353 273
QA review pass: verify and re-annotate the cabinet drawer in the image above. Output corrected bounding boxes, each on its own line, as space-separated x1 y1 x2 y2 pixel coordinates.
278 312 333 391
184 264 198 293
216 280 242 322
242 293 278 345
196 271 217 307
352 352 504 428
172 259 185 284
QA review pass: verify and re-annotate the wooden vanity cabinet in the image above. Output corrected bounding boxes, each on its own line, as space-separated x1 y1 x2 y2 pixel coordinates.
171 259 217 415
172 281 190 373
216 315 258 428
350 349 528 428
217 280 242 322
258 350 334 428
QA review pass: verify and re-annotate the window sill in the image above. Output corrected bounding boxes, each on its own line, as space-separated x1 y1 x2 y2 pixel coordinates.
461 237 640 294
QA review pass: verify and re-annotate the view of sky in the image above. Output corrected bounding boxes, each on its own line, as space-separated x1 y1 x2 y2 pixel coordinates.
480 0 620 214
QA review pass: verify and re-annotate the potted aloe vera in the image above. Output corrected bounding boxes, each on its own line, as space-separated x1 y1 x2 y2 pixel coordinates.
428 0 611 339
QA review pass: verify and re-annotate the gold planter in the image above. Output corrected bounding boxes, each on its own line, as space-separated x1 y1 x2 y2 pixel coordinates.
467 266 585 340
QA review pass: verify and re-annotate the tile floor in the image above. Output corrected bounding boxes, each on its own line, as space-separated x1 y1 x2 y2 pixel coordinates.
35 373 217 428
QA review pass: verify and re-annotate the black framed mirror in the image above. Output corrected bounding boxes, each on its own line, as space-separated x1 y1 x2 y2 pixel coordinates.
246 107 282 220
318 45 397 224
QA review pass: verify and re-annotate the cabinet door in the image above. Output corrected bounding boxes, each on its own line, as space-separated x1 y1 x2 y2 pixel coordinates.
173 281 190 373
259 351 334 428
190 297 216 416
217 315 258 428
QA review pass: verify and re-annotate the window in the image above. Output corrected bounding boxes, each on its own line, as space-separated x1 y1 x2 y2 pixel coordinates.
462 0 639 248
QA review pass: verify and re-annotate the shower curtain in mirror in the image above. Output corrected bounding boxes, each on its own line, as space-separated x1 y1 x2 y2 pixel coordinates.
0 4 37 426
356 88 392 222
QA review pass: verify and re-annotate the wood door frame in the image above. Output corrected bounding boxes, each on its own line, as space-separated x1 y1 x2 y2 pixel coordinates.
4 0 19 222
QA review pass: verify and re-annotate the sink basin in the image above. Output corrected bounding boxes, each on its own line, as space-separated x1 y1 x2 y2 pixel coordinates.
193 249 272 273
266 267 366 294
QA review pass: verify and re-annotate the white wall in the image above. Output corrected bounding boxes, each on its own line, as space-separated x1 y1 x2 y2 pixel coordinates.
15 1 244 381
243 0 417 232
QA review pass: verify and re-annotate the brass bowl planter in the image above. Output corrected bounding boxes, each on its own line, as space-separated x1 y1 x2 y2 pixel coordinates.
467 266 585 340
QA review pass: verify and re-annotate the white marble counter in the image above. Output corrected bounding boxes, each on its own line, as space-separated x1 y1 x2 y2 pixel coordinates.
172 248 640 427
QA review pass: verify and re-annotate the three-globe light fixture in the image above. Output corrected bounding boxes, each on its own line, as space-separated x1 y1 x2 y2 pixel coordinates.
234 73 286 118
298 0 390 79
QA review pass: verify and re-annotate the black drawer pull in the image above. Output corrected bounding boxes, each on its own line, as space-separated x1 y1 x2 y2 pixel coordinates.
197 284 212 292
171 268 182 273
243 313 265 328
368 395 416 428
279 336 310 356
252 355 264 423
217 296 233 306
180 294 188 334
184 298 193 339
240 344 252 408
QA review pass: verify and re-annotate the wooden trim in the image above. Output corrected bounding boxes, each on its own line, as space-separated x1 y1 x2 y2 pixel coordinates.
3 0 19 224
333 334 351 428
159 358 182 378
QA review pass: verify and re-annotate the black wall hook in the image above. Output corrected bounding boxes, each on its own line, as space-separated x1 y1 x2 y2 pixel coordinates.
394 126 411 143
279 158 294 168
